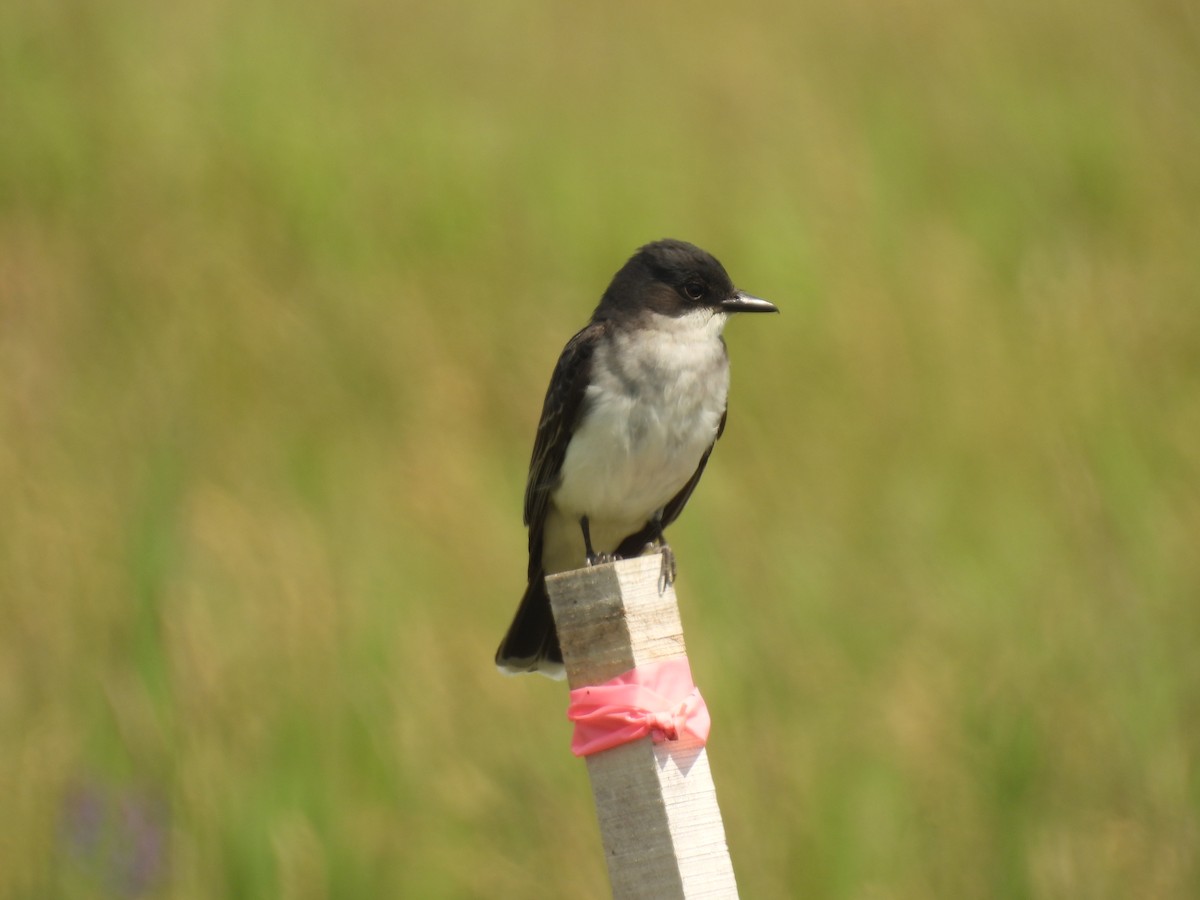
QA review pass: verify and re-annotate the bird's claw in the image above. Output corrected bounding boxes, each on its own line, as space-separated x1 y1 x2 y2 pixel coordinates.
656 544 676 593
586 551 619 566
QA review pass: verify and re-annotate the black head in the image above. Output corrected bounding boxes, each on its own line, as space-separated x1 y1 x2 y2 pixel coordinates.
594 239 777 320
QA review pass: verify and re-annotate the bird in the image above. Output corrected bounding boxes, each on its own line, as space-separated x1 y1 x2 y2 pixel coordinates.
495 239 777 678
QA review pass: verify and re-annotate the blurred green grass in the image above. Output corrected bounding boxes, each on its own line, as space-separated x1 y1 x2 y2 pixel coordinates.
2 0 1198 896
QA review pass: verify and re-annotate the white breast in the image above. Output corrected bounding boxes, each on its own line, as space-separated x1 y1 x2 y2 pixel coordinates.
551 309 730 555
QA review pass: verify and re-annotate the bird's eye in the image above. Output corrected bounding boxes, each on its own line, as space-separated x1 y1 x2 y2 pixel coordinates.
683 281 705 301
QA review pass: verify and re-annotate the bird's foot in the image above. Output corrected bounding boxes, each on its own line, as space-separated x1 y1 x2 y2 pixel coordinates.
655 543 676 593
580 516 620 567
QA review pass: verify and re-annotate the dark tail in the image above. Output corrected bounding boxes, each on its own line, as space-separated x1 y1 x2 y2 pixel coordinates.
495 572 564 678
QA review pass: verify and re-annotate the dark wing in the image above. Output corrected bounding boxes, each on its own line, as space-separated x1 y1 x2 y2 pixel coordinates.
614 407 727 558
523 320 606 577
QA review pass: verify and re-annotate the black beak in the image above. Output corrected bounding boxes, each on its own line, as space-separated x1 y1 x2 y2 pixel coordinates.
721 291 779 314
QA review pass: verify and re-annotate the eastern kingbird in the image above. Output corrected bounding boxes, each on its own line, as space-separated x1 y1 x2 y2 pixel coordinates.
495 239 777 678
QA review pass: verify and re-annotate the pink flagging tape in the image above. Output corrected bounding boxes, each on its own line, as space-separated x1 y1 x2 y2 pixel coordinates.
566 657 711 757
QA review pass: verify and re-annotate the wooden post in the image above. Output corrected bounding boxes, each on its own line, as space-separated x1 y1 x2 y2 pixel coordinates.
546 553 739 899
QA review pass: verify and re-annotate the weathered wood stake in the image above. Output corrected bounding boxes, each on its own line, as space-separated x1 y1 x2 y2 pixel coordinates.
546 553 739 899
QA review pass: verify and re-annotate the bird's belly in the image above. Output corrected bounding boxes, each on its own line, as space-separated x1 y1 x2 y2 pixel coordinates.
552 379 724 530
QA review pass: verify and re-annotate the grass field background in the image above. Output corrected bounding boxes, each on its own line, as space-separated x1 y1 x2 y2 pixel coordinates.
3 0 1198 896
